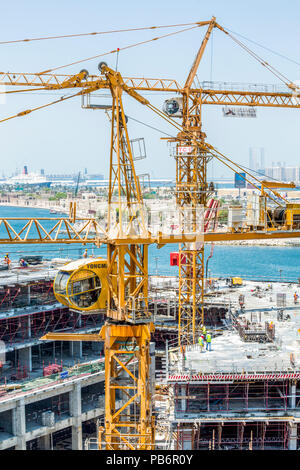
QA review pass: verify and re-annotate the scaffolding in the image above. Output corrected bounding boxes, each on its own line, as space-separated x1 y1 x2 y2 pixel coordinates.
176 421 291 450
174 380 295 414
0 308 103 345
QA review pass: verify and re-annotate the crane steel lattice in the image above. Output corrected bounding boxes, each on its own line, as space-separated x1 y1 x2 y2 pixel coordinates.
1 18 300 450
175 18 216 347
100 64 154 449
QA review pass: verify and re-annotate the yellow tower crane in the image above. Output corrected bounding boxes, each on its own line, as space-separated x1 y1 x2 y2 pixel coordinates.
1 18 300 450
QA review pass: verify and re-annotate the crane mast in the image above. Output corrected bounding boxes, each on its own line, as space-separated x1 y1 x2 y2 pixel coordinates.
97 64 154 449
176 17 216 346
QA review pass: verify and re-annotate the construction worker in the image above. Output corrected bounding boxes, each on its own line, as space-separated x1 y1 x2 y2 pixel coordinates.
206 333 212 351
4 254 11 269
83 249 88 259
19 258 28 268
294 292 298 304
198 336 204 353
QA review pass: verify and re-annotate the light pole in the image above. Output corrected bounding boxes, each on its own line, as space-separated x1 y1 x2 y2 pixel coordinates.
154 256 159 276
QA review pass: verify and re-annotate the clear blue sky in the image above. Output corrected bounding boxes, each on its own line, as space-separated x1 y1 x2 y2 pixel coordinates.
1 0 300 179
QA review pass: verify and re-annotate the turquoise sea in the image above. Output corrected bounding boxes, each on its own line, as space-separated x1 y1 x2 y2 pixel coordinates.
0 205 299 282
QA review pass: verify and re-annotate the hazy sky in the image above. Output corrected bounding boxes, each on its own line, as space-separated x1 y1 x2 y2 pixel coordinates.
1 0 300 179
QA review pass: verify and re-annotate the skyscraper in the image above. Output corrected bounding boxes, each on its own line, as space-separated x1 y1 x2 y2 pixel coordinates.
249 147 265 172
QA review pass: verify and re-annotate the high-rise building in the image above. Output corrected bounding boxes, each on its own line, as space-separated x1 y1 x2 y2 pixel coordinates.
283 167 298 182
249 147 265 172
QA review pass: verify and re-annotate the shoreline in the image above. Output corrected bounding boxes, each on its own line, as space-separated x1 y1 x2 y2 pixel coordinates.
1 202 300 247
0 201 71 216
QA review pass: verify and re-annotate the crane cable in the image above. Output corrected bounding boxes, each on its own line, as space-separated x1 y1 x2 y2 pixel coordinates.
0 22 207 46
204 147 285 206
216 24 296 89
0 19 293 204
126 114 175 138
141 97 286 205
204 142 287 203
0 76 288 207
0 90 83 124
138 84 289 205
37 24 202 75
224 27 300 69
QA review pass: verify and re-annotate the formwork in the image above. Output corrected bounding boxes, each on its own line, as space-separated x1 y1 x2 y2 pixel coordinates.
176 421 292 450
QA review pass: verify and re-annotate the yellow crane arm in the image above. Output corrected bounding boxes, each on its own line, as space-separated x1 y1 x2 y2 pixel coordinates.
198 88 300 108
1 71 299 109
261 180 296 189
0 71 181 91
184 16 216 90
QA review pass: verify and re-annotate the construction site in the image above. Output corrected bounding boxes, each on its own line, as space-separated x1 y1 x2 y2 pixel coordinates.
1 13 300 452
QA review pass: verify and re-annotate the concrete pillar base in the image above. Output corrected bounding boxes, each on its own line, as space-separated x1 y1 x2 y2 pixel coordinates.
289 423 297 450
39 434 51 450
69 341 82 359
18 347 32 373
14 399 26 450
70 383 82 450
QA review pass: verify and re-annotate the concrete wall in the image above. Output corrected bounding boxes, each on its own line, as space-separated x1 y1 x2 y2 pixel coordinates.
0 370 106 450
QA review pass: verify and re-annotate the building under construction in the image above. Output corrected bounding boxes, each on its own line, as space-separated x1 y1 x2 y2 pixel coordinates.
0 260 222 450
162 279 300 451
0 259 300 450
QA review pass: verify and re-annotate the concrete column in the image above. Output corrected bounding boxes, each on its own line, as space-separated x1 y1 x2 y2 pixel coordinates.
39 434 51 450
27 285 31 306
27 316 31 339
69 341 82 359
150 342 155 408
18 346 32 372
14 399 26 450
70 382 82 450
91 342 101 353
181 427 193 450
181 385 186 412
289 382 296 409
289 423 297 450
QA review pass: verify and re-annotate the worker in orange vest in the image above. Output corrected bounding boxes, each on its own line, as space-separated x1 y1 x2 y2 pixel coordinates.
4 254 11 269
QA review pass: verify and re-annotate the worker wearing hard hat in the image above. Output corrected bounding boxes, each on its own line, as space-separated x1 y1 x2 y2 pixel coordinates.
83 249 88 259
198 336 204 353
4 254 11 269
206 333 212 351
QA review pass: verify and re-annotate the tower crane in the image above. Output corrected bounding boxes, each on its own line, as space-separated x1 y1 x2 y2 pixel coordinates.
1 18 300 449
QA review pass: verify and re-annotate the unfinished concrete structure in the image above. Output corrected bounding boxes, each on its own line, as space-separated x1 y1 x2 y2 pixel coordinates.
0 265 179 449
2 261 297 451
165 279 300 450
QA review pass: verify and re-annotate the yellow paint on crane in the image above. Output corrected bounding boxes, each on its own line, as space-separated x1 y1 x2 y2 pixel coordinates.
53 257 116 312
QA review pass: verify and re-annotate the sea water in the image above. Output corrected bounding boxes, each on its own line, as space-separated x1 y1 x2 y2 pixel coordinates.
0 205 299 282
